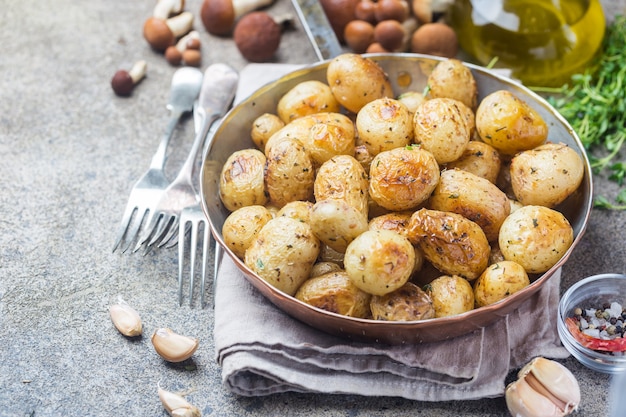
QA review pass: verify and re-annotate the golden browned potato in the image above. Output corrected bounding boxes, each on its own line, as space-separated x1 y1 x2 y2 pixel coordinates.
473 261 530 307
326 53 393 113
445 140 501 183
295 271 371 318
356 97 413 156
426 58 477 110
354 144 374 173
219 149 267 211
413 98 471 164
368 146 440 211
310 261 343 278
251 113 285 152
277 80 341 123
476 90 548 156
370 282 435 321
498 205 573 274
265 138 315 208
369 212 425 275
427 168 510 242
264 114 318 155
408 208 490 281
304 115 356 165
309 199 369 253
424 275 475 317
222 205 274 259
277 200 314 223
245 216 320 296
397 90 426 114
510 142 585 208
314 155 369 215
318 243 345 266
344 230 415 296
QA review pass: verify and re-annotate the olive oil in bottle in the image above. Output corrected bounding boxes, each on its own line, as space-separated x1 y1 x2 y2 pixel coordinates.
448 0 606 86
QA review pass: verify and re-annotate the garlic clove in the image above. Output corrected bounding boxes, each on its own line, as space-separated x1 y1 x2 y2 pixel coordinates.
151 328 199 362
158 387 201 417
109 302 143 337
505 357 581 417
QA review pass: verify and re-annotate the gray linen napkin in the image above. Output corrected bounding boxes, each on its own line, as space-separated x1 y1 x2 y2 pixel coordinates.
214 255 568 400
213 63 567 400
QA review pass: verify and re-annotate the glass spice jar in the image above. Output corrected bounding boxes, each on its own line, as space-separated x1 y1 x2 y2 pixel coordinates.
447 0 606 86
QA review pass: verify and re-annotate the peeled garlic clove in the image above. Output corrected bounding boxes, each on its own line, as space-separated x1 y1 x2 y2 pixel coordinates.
109 302 142 337
505 357 580 417
158 387 201 417
151 328 199 362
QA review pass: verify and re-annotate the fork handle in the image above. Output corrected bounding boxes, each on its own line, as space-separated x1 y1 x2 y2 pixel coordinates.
149 109 184 171
175 111 221 185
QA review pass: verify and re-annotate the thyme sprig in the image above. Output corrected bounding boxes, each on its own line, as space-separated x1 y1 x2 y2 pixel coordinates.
534 16 626 210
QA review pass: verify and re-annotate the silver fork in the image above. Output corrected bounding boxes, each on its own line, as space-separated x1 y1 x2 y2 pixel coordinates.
136 63 239 253
112 67 203 253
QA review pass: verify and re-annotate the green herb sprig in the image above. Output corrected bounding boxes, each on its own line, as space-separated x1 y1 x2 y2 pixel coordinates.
535 16 626 210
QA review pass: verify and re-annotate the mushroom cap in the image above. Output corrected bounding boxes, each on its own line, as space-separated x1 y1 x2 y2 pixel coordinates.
319 0 359 43
410 22 458 57
354 0 378 24
375 0 409 23
374 19 405 51
344 20 375 54
182 49 202 66
233 12 281 62
201 0 235 36
143 17 175 51
111 71 134 96
165 46 183 65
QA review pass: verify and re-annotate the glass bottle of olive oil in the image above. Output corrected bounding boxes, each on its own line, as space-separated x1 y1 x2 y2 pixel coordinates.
448 0 606 86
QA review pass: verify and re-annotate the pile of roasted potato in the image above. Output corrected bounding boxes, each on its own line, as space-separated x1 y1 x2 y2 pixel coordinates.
219 53 584 321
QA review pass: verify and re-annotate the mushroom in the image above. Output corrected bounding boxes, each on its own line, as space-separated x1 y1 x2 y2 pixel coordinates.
319 0 360 43
111 60 147 97
344 20 375 53
354 0 378 24
374 0 409 23
143 11 194 51
374 17 416 51
182 49 202 66
411 0 454 23
200 0 276 36
410 22 458 57
152 0 185 19
164 30 201 65
233 12 293 62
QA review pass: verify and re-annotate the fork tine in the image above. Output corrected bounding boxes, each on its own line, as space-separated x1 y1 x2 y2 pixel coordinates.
112 205 138 253
188 219 199 306
200 220 210 308
177 217 188 306
142 215 174 250
120 208 149 253
157 219 181 249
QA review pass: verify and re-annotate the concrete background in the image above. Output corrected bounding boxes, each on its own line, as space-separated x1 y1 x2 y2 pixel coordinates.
1 0 624 415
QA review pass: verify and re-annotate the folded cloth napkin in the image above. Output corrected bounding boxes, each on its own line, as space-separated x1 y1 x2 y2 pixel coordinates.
213 63 567 401
214 255 568 401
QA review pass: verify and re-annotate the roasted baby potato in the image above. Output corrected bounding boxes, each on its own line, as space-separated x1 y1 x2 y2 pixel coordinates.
314 154 369 215
408 208 490 281
304 114 356 165
245 216 320 296
309 199 369 253
498 205 574 274
222 205 274 259
413 98 471 164
425 274 475 318
344 230 415 296
219 149 267 211
276 200 314 223
445 140 501 184
326 53 393 113
356 97 413 156
368 146 440 211
295 271 371 318
426 58 477 110
510 142 585 208
370 282 435 321
473 261 530 307
476 90 547 156
428 168 510 242
277 80 340 123
369 211 425 275
265 138 315 208
309 261 343 278
250 113 284 152
397 90 426 114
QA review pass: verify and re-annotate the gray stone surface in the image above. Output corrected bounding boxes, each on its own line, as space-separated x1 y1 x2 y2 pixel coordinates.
0 0 624 415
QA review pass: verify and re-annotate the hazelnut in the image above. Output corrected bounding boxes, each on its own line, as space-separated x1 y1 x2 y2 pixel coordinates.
410 22 458 57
